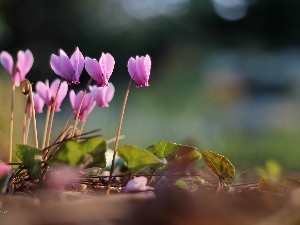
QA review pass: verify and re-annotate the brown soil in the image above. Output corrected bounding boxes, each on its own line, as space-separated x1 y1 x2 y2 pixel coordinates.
1 187 300 225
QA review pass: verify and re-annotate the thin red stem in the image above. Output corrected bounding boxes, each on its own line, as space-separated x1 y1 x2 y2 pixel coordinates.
45 79 63 148
106 79 132 195
71 78 93 137
9 84 15 162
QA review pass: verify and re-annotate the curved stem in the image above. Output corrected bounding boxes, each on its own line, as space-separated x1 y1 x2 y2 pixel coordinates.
79 99 95 136
45 79 63 148
9 84 15 162
106 79 132 195
71 78 92 137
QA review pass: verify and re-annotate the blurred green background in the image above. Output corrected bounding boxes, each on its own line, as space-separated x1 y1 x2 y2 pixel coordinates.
1 0 300 173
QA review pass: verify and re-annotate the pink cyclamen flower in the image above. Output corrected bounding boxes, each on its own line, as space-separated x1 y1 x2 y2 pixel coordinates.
36 79 68 112
85 53 115 87
0 162 12 178
89 82 115 107
27 93 45 117
0 49 34 87
47 166 79 189
69 90 96 121
122 176 154 193
50 47 84 84
127 54 151 87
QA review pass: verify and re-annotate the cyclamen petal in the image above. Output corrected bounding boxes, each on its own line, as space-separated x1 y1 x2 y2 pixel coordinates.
36 80 51 105
36 79 68 112
127 54 151 88
0 49 34 87
123 176 154 193
0 51 13 74
50 79 68 111
50 47 84 84
33 93 45 114
16 50 34 81
70 47 84 82
127 57 136 78
50 54 62 76
85 53 115 87
85 57 103 84
69 90 95 121
89 82 115 107
59 54 76 82
100 53 115 80
69 90 76 109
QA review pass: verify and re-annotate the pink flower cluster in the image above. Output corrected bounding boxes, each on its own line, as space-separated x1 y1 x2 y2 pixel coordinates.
0 47 151 121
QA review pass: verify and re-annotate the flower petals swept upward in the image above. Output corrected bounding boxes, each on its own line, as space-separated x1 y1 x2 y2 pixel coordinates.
0 49 34 87
36 79 68 112
128 54 151 88
17 50 34 82
69 90 96 121
85 52 115 87
89 82 115 107
50 47 84 84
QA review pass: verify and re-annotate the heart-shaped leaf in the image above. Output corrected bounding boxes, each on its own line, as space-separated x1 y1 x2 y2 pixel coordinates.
201 150 235 181
86 139 107 168
51 137 107 167
162 149 202 173
118 144 165 174
16 144 43 180
145 141 198 159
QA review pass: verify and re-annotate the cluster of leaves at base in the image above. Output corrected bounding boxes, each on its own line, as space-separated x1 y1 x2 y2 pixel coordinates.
14 137 107 181
14 139 238 190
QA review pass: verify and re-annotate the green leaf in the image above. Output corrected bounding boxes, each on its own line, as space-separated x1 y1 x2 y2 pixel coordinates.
118 144 165 173
201 150 235 181
174 179 189 190
51 137 107 167
146 141 199 159
172 149 202 164
86 139 107 168
16 144 43 180
265 159 282 178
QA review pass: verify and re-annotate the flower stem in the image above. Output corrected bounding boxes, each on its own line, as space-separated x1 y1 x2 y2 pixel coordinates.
79 99 95 135
45 79 63 148
9 84 15 162
22 97 29 144
25 116 31 144
41 106 51 149
71 78 92 137
106 79 132 195
29 83 38 148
